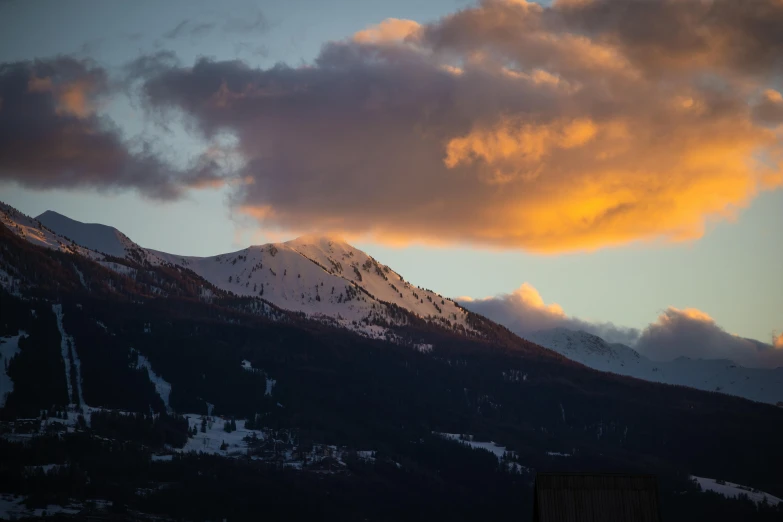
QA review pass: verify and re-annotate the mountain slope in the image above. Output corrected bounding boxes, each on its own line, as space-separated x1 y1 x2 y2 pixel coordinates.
36 210 134 258
150 235 472 337
18 205 473 339
1 203 96 258
526 327 783 405
7 202 783 406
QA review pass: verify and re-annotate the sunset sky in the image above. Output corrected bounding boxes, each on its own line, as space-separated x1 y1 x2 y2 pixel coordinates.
1 0 781 359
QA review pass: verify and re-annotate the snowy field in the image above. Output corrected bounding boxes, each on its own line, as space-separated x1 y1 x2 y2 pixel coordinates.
692 476 782 505
435 432 513 459
0 493 84 519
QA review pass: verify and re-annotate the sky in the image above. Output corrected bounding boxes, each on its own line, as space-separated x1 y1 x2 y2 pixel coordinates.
1 0 781 360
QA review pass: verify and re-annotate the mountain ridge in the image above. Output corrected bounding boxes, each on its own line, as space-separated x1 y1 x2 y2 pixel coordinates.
8 203 475 341
526 327 783 405
4 201 781 406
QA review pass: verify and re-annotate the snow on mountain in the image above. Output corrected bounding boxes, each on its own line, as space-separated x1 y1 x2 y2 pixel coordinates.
53 304 86 408
36 210 169 265
526 327 783 405
0 331 25 408
133 350 173 413
5 203 472 338
35 210 132 258
149 235 473 336
691 476 782 506
1 203 97 258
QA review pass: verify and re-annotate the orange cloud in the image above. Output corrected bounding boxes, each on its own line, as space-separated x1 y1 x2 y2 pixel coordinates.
675 308 714 323
352 18 421 44
463 291 783 367
445 118 598 183
461 282 639 344
56 81 96 117
28 73 99 118
138 0 783 252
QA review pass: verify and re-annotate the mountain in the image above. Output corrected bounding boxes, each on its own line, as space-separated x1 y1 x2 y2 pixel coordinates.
13 204 783 406
36 210 136 259
2 200 783 521
525 327 783 405
21 206 475 340
149 235 473 338
0 202 96 258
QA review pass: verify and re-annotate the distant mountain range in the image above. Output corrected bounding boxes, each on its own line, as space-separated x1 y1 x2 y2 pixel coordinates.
525 328 783 405
2 202 781 406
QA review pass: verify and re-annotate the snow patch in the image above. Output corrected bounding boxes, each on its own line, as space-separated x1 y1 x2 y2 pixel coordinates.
265 377 276 397
435 433 516 461
52 305 85 407
546 451 572 457
240 360 276 396
692 476 782 505
151 454 174 462
0 493 82 519
0 331 25 407
134 351 173 413
415 343 433 353
73 265 87 288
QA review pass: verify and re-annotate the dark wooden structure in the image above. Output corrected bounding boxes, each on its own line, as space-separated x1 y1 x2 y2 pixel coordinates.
533 473 662 522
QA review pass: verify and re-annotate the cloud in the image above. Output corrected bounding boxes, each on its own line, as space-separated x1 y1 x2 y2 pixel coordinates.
635 307 783 368
163 20 191 40
162 7 268 42
461 284 783 368
0 57 226 198
352 18 422 44
460 283 640 345
130 0 783 251
753 89 783 126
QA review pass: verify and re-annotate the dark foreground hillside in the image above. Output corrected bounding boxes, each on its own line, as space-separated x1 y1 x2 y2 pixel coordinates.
1 222 782 521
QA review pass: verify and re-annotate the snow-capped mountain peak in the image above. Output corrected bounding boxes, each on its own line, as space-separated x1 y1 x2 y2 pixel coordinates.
9 204 473 338
1 203 90 256
150 233 473 336
35 210 153 263
526 327 783 405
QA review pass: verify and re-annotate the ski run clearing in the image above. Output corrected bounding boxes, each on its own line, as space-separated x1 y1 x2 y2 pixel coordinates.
0 332 25 408
240 360 277 396
52 304 86 408
134 351 173 413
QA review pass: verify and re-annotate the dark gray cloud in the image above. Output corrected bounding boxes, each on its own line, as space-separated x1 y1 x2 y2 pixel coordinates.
162 8 267 42
0 57 225 198
163 20 190 40
162 19 217 40
460 283 640 346
635 307 783 369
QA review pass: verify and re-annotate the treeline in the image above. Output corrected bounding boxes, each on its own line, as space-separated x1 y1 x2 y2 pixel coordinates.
0 433 780 522
90 410 189 448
